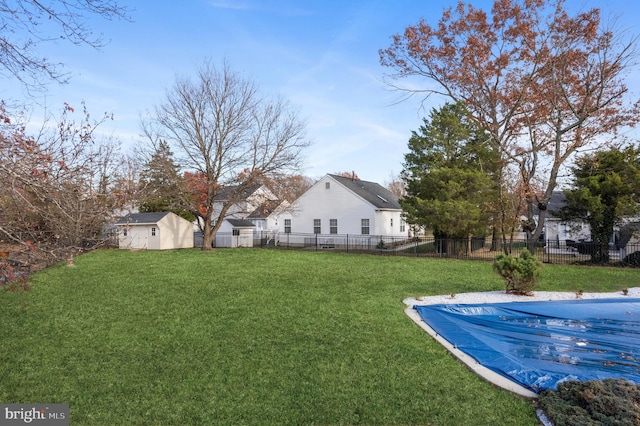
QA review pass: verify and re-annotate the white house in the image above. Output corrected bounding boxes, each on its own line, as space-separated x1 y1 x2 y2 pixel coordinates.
247 200 292 245
540 191 591 247
539 191 640 259
287 174 406 238
204 183 292 248
212 184 277 226
116 212 194 250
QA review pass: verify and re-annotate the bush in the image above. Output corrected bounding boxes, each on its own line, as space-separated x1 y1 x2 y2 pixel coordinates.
537 378 640 426
492 248 542 295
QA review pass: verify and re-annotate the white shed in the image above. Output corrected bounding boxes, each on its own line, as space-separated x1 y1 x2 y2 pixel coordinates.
216 219 255 248
116 212 194 250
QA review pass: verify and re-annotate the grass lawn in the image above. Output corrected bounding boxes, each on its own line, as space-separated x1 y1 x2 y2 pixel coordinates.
1 249 639 425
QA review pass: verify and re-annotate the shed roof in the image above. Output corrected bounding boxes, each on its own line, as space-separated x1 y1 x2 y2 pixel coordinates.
329 174 401 210
116 212 171 225
226 218 256 228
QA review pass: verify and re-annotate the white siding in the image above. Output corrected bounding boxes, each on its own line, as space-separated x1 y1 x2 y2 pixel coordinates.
119 225 150 249
374 210 404 236
118 212 193 250
290 175 405 237
157 213 194 249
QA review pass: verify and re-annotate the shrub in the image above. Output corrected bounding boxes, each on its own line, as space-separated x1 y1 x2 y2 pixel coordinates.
492 248 542 295
537 378 640 426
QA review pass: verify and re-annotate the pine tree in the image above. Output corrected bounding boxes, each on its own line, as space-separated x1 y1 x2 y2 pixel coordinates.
139 140 194 221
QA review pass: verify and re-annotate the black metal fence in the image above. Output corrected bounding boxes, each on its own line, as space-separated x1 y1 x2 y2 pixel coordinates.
255 231 640 266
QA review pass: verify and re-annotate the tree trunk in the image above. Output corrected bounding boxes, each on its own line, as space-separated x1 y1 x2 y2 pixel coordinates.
201 218 214 251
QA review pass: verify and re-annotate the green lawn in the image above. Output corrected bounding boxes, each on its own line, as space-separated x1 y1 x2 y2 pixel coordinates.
1 249 639 425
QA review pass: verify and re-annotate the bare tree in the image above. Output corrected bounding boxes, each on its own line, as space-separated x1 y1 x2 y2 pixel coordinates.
0 0 130 89
385 172 406 199
261 173 314 203
0 102 119 255
145 60 310 250
110 152 143 216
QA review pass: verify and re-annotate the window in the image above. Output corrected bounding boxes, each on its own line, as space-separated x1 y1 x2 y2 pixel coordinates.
390 218 393 227
400 218 406 233
151 227 156 236
325 182 330 189
284 219 291 234
313 219 321 234
123 229 128 237
232 229 240 236
330 219 338 234
361 219 370 235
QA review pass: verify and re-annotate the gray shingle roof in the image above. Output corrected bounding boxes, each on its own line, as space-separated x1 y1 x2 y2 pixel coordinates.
329 174 401 210
226 219 255 227
116 212 171 225
535 191 568 217
215 183 264 201
247 200 282 219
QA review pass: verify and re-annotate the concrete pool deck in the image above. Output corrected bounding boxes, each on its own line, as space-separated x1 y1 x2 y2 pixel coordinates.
403 287 640 399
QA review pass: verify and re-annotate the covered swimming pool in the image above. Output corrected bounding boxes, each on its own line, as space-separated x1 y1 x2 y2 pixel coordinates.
408 297 640 395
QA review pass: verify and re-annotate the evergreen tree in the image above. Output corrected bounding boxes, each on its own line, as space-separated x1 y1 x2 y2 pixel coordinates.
402 102 500 248
139 140 194 221
559 145 640 262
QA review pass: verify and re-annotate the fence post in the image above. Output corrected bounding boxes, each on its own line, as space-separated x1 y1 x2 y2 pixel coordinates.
546 239 550 263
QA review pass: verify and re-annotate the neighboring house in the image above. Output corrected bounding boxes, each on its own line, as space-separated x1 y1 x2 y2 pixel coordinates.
247 200 292 245
204 183 291 248
287 174 407 238
116 212 194 250
212 184 277 224
617 222 640 258
539 191 640 258
540 191 590 248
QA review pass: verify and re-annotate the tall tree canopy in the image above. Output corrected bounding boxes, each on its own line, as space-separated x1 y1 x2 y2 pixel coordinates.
1 0 130 89
558 145 640 262
380 0 640 245
401 102 499 240
144 60 310 250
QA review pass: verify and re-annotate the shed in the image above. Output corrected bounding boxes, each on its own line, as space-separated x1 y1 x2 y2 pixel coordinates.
218 219 255 248
116 212 194 250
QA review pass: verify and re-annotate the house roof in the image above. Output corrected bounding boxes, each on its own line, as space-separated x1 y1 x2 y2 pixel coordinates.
226 218 256 228
535 191 568 217
329 174 401 210
115 212 171 225
619 222 640 247
215 183 265 201
247 200 283 219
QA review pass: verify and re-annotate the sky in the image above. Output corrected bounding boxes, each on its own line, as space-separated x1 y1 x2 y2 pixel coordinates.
1 0 639 185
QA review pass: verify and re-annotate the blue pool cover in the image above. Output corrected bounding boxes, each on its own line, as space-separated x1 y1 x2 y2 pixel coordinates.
413 298 640 392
